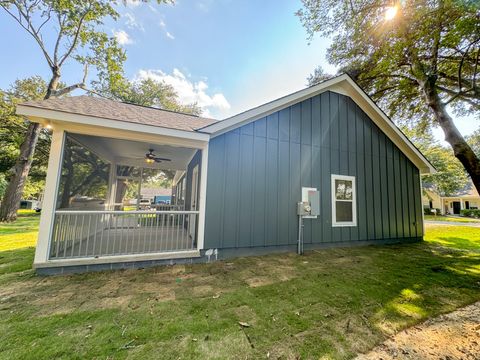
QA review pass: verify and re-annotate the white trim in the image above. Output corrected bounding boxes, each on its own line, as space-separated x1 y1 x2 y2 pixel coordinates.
331 174 357 227
34 129 66 265
16 105 210 142
420 176 425 236
197 143 209 250
33 250 201 269
201 74 434 174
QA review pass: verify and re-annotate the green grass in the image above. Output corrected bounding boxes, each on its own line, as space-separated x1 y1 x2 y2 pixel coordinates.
0 213 479 359
424 214 480 223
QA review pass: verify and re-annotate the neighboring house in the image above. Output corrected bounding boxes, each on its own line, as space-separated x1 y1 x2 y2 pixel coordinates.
16 74 434 274
422 181 480 215
141 187 172 204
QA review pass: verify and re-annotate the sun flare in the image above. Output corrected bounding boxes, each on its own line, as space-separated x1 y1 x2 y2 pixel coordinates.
385 6 398 21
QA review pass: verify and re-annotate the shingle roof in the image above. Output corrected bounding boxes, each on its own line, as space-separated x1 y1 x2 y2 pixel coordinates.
20 95 217 132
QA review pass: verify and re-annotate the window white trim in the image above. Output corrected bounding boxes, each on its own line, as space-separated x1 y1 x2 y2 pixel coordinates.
331 174 357 227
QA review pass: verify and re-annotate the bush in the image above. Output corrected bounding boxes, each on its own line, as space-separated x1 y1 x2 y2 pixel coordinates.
461 209 480 218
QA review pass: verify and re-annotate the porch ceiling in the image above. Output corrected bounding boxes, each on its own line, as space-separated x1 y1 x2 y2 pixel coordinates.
70 133 197 170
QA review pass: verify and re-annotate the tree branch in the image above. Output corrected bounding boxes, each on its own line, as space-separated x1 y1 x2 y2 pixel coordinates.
0 4 54 68
58 7 91 67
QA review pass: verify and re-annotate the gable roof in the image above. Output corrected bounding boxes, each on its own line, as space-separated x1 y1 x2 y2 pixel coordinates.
18 95 217 132
200 74 435 174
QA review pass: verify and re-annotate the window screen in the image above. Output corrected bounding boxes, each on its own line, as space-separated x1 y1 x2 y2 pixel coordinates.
332 175 356 226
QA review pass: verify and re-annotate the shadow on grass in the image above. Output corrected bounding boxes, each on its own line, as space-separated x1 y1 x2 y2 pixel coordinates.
0 236 479 359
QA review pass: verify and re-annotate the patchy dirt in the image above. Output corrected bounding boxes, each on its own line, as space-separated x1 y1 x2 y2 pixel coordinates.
356 301 480 360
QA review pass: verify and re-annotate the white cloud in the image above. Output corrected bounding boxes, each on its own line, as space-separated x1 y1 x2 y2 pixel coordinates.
124 13 144 32
114 30 133 45
125 0 141 7
158 20 175 40
136 68 231 117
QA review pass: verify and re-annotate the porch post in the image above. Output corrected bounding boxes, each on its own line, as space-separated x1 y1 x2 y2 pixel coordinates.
197 143 209 250
34 128 65 266
106 162 116 210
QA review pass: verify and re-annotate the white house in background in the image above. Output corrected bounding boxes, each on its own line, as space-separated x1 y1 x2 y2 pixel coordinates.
422 181 480 215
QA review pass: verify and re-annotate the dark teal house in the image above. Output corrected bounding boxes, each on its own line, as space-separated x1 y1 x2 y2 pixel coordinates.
18 74 434 274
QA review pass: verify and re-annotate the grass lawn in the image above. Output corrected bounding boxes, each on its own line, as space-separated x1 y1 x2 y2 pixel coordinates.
0 212 479 359
424 214 480 223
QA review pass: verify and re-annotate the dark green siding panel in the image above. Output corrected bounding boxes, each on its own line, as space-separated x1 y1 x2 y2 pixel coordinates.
267 113 279 140
204 135 225 248
266 139 279 246
222 132 240 248
279 108 290 141
241 122 254 135
393 147 404 238
203 91 424 251
356 153 367 240
278 141 290 245
379 137 390 238
364 150 376 239
320 92 330 148
312 145 322 242
253 136 267 246
301 99 312 145
312 96 321 147
290 104 301 143
254 117 267 137
330 92 339 150
413 169 423 237
386 145 397 238
238 134 254 248
301 144 312 243
339 95 348 152
373 155 383 239
289 142 301 244
400 154 410 238
321 148 332 242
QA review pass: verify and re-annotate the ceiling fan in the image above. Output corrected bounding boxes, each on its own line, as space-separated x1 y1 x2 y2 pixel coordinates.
144 149 171 164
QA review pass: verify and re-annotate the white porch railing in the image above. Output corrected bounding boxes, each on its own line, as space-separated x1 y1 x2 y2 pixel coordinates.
49 210 199 260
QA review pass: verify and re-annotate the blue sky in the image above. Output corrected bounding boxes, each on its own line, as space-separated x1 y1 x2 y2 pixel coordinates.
0 0 476 140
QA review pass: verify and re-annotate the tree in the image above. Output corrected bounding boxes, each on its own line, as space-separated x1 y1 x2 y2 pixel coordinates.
0 76 50 213
467 128 480 157
0 0 166 221
298 0 480 194
97 77 202 115
403 127 468 196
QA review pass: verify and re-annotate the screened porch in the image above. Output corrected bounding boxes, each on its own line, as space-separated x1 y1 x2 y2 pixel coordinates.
49 132 202 260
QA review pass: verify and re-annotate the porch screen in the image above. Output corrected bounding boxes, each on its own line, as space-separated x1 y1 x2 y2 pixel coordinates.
56 134 110 210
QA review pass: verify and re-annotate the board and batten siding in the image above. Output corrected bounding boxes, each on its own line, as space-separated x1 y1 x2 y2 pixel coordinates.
203 91 423 250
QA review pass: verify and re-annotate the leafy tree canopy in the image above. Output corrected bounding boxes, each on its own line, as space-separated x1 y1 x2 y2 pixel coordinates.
403 126 468 196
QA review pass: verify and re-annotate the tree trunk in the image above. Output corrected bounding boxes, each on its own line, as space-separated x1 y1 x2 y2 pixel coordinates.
0 70 59 222
421 81 480 195
0 122 41 222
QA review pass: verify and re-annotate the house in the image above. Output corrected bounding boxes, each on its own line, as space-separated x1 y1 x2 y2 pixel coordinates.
16 74 434 274
422 181 480 215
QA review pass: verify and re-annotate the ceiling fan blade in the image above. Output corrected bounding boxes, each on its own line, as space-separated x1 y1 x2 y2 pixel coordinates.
154 157 171 162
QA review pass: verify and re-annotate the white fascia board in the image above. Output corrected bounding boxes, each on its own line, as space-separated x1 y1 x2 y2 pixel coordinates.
201 74 435 175
17 104 210 143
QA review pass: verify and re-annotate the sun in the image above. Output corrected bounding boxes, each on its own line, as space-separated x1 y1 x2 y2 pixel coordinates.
385 6 398 21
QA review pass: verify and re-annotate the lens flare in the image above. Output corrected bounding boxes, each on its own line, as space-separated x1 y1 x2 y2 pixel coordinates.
385 6 398 21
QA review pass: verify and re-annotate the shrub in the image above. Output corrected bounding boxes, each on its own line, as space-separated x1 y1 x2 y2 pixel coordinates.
461 209 480 218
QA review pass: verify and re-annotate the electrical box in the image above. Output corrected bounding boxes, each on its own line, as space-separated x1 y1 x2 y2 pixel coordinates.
308 190 320 216
297 201 311 216
301 187 320 218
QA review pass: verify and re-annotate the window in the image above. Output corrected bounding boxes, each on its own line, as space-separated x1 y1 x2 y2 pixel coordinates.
331 174 357 227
